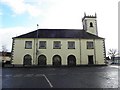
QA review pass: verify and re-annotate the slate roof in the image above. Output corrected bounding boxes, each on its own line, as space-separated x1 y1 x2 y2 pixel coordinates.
13 29 104 39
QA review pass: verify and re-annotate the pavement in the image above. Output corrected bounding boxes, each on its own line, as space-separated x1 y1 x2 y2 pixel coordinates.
1 65 120 89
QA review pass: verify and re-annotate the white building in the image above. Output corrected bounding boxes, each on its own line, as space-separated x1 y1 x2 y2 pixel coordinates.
0 52 11 63
111 57 120 64
11 14 106 66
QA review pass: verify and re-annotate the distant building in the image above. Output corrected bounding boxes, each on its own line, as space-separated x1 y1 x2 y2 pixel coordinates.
0 52 11 63
111 57 120 64
11 14 106 66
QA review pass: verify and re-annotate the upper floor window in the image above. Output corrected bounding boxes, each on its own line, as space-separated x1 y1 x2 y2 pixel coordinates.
68 41 75 49
87 41 94 49
90 22 93 27
39 41 46 49
53 41 61 49
25 41 32 49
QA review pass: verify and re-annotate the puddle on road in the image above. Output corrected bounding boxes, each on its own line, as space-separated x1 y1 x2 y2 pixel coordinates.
109 65 119 69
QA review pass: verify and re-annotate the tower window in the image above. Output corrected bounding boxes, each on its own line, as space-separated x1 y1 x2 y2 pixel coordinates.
90 22 93 27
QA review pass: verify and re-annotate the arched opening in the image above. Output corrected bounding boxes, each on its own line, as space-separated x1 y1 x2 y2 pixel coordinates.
90 22 93 27
23 54 32 66
67 55 76 66
53 55 61 66
38 55 47 65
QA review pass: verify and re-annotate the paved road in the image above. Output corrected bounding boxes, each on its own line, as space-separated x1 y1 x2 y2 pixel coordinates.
2 65 119 89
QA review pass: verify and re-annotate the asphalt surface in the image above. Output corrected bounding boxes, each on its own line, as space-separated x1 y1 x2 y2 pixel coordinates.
1 65 119 89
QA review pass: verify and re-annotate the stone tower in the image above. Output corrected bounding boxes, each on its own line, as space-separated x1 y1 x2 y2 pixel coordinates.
82 13 98 36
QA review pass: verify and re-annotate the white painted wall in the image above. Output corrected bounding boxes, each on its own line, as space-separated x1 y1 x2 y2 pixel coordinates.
12 38 105 65
13 38 35 64
80 39 95 64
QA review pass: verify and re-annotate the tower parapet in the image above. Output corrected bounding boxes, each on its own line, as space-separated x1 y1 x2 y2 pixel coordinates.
82 13 98 36
82 13 97 21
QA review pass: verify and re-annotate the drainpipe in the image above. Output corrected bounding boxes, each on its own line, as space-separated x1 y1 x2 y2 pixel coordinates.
36 24 39 65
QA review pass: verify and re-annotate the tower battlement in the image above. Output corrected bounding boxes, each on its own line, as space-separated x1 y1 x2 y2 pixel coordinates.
82 13 98 36
82 13 97 21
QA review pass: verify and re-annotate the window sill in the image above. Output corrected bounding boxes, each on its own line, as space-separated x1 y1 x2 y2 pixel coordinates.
68 48 75 49
25 48 32 49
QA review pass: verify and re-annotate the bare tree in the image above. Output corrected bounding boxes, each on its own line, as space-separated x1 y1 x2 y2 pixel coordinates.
108 49 119 63
2 45 8 61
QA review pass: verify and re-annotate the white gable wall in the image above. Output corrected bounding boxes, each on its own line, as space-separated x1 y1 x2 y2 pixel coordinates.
95 39 105 64
13 38 34 64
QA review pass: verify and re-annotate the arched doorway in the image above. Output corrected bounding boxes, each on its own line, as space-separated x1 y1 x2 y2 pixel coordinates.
23 54 32 66
53 55 61 66
67 55 76 66
38 55 47 65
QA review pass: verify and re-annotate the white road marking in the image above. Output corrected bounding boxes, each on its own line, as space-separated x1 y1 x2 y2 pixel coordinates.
24 74 34 77
42 74 53 88
13 74 23 77
35 74 43 77
110 65 119 69
5 75 12 77
48 74 56 76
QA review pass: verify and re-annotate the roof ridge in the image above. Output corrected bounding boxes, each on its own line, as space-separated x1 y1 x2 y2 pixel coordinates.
13 29 103 39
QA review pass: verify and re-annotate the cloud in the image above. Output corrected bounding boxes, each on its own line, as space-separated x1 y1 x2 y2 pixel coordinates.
39 0 83 29
1 0 51 17
26 4 42 17
1 0 26 14
0 27 35 51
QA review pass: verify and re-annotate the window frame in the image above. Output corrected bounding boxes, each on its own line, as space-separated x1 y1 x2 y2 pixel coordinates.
25 41 32 49
87 41 94 49
68 41 75 49
39 41 46 49
53 41 61 49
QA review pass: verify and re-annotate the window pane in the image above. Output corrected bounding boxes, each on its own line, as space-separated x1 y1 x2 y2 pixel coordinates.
39 41 46 49
87 41 94 49
53 41 61 49
68 42 75 49
25 41 32 49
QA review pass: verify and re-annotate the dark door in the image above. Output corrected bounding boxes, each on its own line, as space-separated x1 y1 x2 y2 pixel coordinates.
68 55 76 66
88 55 94 64
53 55 61 66
38 55 46 65
23 54 32 65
